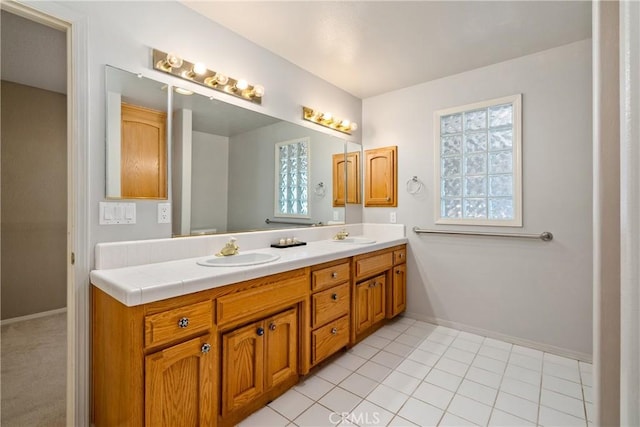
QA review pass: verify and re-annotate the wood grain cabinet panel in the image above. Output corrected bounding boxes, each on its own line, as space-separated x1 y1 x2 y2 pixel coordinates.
311 315 349 365
221 308 298 420
144 300 212 348
311 282 350 328
389 264 407 318
364 146 397 207
312 261 350 292
332 151 361 206
121 103 167 199
145 334 214 427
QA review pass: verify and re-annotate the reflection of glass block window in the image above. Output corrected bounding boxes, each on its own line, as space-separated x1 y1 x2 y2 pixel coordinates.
435 94 522 226
275 138 310 218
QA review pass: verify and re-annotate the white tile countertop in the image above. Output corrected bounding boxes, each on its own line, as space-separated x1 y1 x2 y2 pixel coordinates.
90 224 407 307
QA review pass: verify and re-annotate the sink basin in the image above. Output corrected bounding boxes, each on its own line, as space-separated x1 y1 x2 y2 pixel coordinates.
332 237 376 244
197 252 280 267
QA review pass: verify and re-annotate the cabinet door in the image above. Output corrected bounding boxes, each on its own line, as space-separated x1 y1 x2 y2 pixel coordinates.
145 334 214 427
121 103 167 199
354 281 372 335
332 153 346 207
265 308 298 390
364 146 397 207
390 264 406 318
221 321 264 417
371 276 386 325
345 151 361 204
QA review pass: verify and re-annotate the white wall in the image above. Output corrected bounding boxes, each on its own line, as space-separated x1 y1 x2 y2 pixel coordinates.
363 40 593 357
191 131 229 233
54 1 360 262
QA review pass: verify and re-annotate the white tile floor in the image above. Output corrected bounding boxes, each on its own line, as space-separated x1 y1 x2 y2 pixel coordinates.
239 317 593 427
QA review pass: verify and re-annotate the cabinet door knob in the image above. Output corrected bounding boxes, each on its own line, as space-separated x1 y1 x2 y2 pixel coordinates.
398 253 403 259
331 328 338 335
396 269 401 274
331 293 338 301
269 323 277 331
256 327 264 336
177 317 189 328
331 272 338 279
369 282 376 288
386 197 391 202
201 343 211 354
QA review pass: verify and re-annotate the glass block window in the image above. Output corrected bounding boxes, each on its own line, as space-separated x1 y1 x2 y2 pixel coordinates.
274 138 310 218
435 94 522 226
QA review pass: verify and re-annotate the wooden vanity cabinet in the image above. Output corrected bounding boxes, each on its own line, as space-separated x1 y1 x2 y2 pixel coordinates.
145 334 215 426
309 259 351 367
351 244 407 342
92 246 406 427
221 308 298 422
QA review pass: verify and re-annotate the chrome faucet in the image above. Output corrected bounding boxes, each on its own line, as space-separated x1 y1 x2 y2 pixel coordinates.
215 237 239 257
334 229 350 240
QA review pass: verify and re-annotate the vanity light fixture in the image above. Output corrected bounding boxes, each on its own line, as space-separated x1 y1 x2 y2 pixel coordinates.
302 106 358 135
152 49 264 105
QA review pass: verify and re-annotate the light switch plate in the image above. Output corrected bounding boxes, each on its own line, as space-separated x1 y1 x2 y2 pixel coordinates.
158 203 171 224
100 202 136 225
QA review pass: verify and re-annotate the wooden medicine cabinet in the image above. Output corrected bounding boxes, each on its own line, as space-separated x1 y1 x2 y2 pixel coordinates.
364 145 397 207
332 151 361 206
120 103 167 199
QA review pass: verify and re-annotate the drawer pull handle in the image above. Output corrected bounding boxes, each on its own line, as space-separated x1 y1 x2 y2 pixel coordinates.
177 317 189 328
331 293 338 301
269 323 277 331
256 327 264 336
201 343 211 353
331 328 338 335
331 272 338 279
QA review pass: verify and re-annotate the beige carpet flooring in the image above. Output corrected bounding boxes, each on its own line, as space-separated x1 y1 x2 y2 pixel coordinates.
1 312 66 426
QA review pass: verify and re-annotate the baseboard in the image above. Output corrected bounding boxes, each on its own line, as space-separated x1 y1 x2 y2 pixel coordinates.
404 311 592 363
1 307 67 326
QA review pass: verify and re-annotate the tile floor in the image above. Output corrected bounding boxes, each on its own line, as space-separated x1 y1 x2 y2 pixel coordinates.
239 317 593 427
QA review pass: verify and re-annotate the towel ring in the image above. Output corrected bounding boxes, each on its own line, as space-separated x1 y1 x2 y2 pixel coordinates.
314 182 326 197
406 176 423 194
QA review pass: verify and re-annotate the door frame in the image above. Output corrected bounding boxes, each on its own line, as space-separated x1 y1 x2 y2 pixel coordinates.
1 1 89 425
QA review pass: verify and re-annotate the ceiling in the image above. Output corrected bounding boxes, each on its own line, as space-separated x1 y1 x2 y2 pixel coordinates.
1 10 66 94
183 1 592 99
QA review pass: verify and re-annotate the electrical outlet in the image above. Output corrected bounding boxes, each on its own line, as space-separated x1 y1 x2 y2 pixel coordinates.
390 211 397 224
158 203 171 224
333 210 340 221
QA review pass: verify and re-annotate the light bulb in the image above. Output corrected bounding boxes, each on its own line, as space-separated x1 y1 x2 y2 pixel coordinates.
252 84 265 98
165 53 183 68
322 112 333 121
193 62 207 75
350 122 358 131
236 79 249 91
340 119 351 128
216 74 229 85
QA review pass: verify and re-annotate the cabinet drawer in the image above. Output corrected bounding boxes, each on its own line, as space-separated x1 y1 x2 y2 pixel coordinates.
217 274 307 326
393 248 406 265
144 300 212 348
355 252 393 280
312 262 350 292
311 283 350 328
311 315 349 366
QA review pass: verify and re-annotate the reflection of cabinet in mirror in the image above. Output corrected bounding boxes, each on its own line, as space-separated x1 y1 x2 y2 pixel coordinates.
120 103 167 199
364 146 397 207
332 151 360 206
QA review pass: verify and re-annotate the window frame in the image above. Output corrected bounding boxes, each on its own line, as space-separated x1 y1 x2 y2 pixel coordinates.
434 94 523 227
274 137 311 219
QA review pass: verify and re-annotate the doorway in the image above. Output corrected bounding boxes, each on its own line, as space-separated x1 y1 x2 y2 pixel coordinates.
0 9 68 426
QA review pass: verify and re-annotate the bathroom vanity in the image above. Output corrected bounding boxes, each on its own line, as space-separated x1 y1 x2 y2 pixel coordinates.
90 226 407 427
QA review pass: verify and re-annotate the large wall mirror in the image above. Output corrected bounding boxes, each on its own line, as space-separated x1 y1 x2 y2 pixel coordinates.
105 65 361 236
